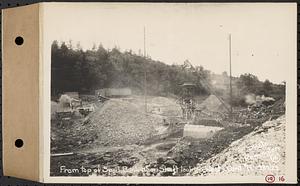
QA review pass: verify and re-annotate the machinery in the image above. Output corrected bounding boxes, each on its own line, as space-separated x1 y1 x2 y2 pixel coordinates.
55 94 91 119
97 93 110 103
178 82 196 120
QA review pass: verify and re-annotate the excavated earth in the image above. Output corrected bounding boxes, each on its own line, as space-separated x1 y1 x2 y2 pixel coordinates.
189 115 285 176
84 99 163 146
51 96 286 177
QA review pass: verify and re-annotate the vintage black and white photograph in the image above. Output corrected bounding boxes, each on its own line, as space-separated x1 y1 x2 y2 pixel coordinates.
47 3 295 181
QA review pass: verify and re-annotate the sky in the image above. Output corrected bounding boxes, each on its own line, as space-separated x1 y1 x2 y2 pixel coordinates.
43 3 296 84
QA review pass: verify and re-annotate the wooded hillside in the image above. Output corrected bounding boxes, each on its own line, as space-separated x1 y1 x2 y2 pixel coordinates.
51 41 285 105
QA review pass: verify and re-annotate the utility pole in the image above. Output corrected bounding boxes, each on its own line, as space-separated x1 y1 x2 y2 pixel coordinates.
229 34 233 117
144 26 147 113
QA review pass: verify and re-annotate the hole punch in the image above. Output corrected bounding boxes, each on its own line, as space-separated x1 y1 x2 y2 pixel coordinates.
15 139 24 148
15 36 24 45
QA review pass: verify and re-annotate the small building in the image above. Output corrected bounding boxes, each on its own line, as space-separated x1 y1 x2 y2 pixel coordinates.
95 88 132 97
183 124 223 139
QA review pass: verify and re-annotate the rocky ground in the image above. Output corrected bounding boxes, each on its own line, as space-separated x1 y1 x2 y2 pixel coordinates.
51 97 179 153
189 115 285 176
50 96 286 177
84 99 163 146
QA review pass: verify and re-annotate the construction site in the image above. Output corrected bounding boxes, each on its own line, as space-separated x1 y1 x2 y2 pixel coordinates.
50 31 287 177
50 81 285 177
44 3 297 178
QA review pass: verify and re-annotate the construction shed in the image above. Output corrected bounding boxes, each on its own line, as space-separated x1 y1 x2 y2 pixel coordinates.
183 124 223 139
95 88 132 97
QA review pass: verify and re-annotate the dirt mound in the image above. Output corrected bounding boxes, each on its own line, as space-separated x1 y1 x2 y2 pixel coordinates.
148 97 177 106
234 98 286 124
147 97 181 116
198 94 228 113
85 99 163 146
122 96 181 117
271 98 285 116
190 115 285 176
51 118 98 153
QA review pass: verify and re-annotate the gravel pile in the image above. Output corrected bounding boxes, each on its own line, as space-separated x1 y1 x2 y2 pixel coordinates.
198 94 229 113
85 99 163 146
190 115 285 176
230 98 285 125
134 96 182 117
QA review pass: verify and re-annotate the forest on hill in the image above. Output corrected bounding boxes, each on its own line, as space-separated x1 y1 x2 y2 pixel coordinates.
51 41 285 106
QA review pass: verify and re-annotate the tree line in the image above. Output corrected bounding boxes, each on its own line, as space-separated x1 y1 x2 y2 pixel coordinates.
51 41 285 105
51 41 210 97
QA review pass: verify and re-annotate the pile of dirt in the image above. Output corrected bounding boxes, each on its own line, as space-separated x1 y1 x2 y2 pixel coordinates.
198 94 229 113
147 97 182 116
121 96 181 117
271 98 285 116
51 118 98 153
148 97 179 107
190 115 285 176
85 99 163 146
232 98 286 124
159 120 258 174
